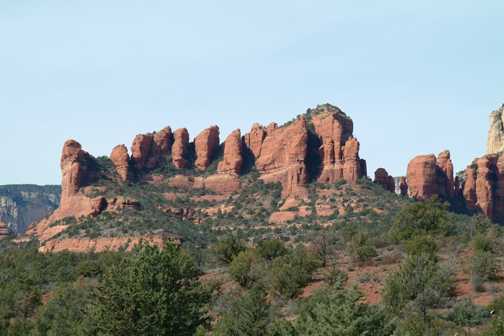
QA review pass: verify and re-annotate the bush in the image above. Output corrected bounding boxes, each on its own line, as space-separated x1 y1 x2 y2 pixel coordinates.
447 299 490 327
269 247 321 299
90 243 210 336
256 240 287 261
229 249 262 288
383 254 454 316
347 233 377 264
287 288 392 336
212 236 246 264
390 198 449 241
214 288 272 336
471 250 498 291
404 235 438 260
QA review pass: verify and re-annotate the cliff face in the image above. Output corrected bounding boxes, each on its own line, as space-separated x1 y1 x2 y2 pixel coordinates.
487 104 504 155
27 103 369 247
0 185 60 234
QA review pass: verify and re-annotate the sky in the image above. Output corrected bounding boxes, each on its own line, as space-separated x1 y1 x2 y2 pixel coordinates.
0 0 503 185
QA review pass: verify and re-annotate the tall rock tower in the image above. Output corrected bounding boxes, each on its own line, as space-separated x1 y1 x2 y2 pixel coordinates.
487 104 504 154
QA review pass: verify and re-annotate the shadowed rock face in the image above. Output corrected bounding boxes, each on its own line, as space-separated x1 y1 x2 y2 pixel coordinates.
487 104 504 155
461 154 504 222
374 168 395 192
310 104 365 184
218 129 243 175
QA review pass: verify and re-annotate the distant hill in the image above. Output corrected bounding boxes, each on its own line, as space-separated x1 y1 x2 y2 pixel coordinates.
0 185 60 234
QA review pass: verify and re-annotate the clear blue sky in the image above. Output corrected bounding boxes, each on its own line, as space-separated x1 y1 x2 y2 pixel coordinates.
1 0 502 185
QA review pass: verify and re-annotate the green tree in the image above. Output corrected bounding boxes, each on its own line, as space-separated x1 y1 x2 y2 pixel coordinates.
214 288 272 336
286 288 392 336
390 198 449 241
229 249 262 288
256 240 287 261
212 236 246 264
90 242 209 336
383 254 453 320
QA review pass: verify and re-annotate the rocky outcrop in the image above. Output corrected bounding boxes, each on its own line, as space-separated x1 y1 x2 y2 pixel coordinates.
243 123 267 158
131 127 173 171
38 235 180 253
27 141 106 241
168 174 241 194
374 168 395 192
251 118 309 197
110 145 130 182
172 128 190 169
0 185 60 234
487 104 504 154
398 177 408 196
218 129 243 175
407 151 455 201
437 150 454 197
311 104 366 185
194 126 220 170
461 154 504 222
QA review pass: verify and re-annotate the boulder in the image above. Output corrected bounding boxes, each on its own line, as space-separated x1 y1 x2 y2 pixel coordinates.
172 128 190 169
218 129 243 175
194 126 220 170
110 144 130 182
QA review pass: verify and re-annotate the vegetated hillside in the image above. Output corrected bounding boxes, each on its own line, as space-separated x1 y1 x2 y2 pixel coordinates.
0 185 60 234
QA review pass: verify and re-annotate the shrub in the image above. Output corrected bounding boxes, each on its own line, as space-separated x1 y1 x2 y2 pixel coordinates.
289 288 392 336
229 249 262 288
390 198 449 241
347 233 377 264
383 254 454 317
212 236 246 264
269 247 321 299
256 240 288 261
213 288 272 336
90 243 210 336
447 299 490 327
471 250 498 291
404 235 438 260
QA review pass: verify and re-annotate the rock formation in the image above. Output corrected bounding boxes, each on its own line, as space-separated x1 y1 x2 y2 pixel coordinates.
487 104 504 154
0 185 60 234
218 129 243 175
461 154 504 222
251 118 309 197
194 126 220 170
311 104 366 184
131 127 173 171
374 168 395 192
110 145 130 182
172 128 190 169
407 151 455 201
243 123 267 158
398 177 408 196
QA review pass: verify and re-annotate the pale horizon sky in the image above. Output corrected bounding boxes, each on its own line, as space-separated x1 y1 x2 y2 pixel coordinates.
1 0 502 185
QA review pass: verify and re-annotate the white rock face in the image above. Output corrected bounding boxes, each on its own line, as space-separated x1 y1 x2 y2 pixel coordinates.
487 104 504 155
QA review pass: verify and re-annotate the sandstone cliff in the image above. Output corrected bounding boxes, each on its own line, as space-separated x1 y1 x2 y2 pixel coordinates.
487 104 504 154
